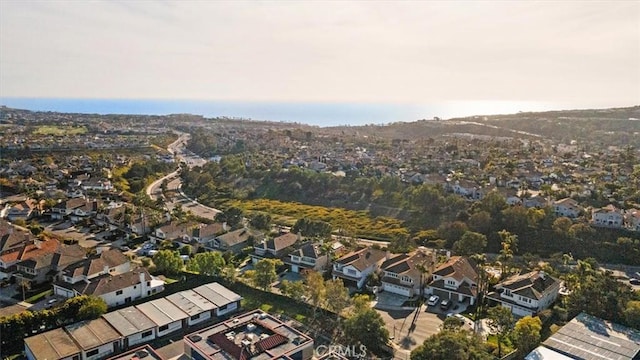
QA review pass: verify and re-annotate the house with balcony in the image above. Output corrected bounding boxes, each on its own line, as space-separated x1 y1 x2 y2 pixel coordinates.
332 247 386 289
553 198 582 218
592 204 624 229
380 248 436 297
286 242 329 273
425 256 478 305
487 270 560 317
251 232 300 264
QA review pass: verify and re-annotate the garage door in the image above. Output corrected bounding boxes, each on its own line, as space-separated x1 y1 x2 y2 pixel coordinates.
383 283 411 297
431 288 451 300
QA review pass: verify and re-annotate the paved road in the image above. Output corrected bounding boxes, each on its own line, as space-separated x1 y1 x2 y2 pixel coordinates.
377 305 442 355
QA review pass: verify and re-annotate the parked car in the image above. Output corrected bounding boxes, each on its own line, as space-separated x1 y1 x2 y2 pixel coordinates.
630 278 640 285
440 299 452 310
427 295 440 306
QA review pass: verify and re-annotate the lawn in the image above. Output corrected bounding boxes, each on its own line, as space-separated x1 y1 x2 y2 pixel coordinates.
25 289 53 303
34 125 88 136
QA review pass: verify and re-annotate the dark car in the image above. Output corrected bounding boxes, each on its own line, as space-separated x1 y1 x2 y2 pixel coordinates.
630 278 640 285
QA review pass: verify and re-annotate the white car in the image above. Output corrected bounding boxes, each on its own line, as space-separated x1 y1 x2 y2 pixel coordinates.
427 295 440 306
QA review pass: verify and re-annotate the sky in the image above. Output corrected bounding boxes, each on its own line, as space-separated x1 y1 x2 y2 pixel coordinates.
1 0 639 110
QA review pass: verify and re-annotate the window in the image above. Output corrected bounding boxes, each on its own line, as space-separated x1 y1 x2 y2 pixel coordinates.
141 330 153 338
116 290 123 296
159 324 169 332
191 314 200 320
504 289 511 296
86 349 99 357
147 281 151 286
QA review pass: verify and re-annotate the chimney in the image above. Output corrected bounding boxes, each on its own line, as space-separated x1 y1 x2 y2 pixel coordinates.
103 265 109 274
539 271 546 280
446 250 451 260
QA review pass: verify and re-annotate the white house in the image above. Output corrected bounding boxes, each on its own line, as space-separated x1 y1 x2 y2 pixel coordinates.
54 268 164 307
252 232 299 264
24 328 81 360
553 198 582 218
487 270 560 317
592 205 624 228
380 249 436 297
332 247 387 289
192 282 243 317
425 256 478 305
165 289 217 326
286 242 329 273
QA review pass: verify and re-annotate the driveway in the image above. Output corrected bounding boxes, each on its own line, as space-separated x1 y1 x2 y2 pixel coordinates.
376 305 442 354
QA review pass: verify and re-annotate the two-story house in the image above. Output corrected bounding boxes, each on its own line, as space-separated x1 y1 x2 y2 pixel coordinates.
487 270 560 317
286 242 329 273
592 204 624 228
150 221 197 244
553 198 582 218
251 232 300 264
380 249 436 297
425 256 478 305
191 222 225 244
524 195 549 209
0 236 53 279
50 198 89 220
68 200 101 223
5 198 39 222
14 241 86 286
332 247 387 289
205 228 264 254
55 267 164 307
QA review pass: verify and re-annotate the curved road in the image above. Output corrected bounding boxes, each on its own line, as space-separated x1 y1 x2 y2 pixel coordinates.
146 132 221 220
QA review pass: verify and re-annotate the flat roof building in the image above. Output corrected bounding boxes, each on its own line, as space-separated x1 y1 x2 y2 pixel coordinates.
64 318 122 360
193 282 242 317
102 307 157 349
183 309 314 360
24 328 81 360
136 297 189 337
166 289 217 326
526 312 640 360
105 345 164 360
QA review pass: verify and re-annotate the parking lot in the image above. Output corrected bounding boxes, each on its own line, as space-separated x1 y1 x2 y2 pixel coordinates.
376 306 442 353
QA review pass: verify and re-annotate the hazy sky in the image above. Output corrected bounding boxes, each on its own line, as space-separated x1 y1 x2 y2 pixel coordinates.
1 0 639 108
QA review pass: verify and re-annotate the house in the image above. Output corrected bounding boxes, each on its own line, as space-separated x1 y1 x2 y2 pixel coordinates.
192 282 243 317
105 345 163 360
24 328 82 360
591 204 624 228
50 198 88 220
102 307 158 348
251 232 300 264
183 309 314 360
380 248 436 297
13 241 86 286
0 220 33 255
191 222 225 244
553 198 581 218
286 242 329 273
56 249 131 285
135 298 188 338
425 256 478 305
5 198 38 221
150 221 196 244
448 180 484 200
64 318 122 360
487 270 560 317
81 179 113 192
526 312 640 360
524 195 549 209
332 247 387 289
205 228 264 254
165 289 218 326
53 267 164 307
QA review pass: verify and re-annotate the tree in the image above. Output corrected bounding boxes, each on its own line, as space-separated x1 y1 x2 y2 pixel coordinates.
623 301 640 329
152 250 184 275
77 296 108 320
486 306 514 357
304 271 326 316
552 217 573 237
453 231 487 256
437 221 469 247
253 259 282 291
249 213 272 230
497 230 518 277
512 316 542 356
411 330 492 360
18 278 31 302
220 263 238 283
343 307 390 353
441 316 465 332
292 218 332 238
324 279 351 315
215 207 244 229
186 252 226 276
280 279 306 302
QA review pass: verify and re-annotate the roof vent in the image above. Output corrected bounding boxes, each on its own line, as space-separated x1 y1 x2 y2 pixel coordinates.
134 350 149 358
188 334 202 342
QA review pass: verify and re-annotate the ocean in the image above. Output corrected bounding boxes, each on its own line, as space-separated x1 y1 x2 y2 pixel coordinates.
0 98 560 127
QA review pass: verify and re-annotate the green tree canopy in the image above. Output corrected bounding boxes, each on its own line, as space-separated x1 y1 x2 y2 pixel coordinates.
324 278 351 315
410 330 492 360
453 231 487 256
343 306 390 353
280 279 306 302
253 259 282 291
513 316 542 356
77 296 108 320
153 250 184 275
186 251 226 276
486 306 514 357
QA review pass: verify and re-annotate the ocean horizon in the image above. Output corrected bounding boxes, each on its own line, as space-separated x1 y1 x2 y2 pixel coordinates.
1 98 576 127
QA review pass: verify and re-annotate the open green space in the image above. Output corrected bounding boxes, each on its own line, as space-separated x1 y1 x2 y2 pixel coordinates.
33 125 88 135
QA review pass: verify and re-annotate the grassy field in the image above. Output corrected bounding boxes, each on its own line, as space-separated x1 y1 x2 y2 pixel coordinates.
34 125 88 135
